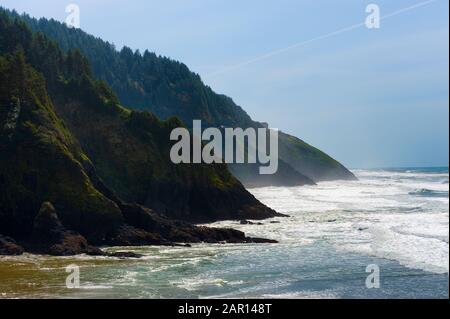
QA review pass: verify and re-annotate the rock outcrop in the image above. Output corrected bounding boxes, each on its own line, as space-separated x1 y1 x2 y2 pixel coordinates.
52 100 282 223
0 13 280 256
0 235 24 255
27 202 104 256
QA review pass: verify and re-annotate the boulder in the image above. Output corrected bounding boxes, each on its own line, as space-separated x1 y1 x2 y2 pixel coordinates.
29 202 103 256
107 251 143 258
32 202 65 243
240 220 263 225
0 235 24 255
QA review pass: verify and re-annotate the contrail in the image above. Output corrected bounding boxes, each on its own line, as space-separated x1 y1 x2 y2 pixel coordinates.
205 0 440 78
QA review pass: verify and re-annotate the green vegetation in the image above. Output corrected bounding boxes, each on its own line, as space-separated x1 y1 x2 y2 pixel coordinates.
0 51 123 242
0 10 277 250
2 7 356 183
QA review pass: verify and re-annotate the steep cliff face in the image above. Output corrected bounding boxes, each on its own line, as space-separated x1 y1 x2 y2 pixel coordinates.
4 8 356 184
51 80 279 223
0 53 123 242
0 12 282 255
0 53 277 255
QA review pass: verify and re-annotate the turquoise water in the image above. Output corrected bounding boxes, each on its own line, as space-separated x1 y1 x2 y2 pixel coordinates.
0 168 448 298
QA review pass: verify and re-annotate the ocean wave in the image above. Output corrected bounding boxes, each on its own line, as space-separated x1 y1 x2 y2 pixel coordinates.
172 277 245 292
367 226 449 274
249 169 449 275
409 189 449 198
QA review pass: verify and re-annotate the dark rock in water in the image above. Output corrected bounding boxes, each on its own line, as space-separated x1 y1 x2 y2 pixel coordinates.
108 225 169 246
107 251 143 258
247 237 277 244
0 235 24 255
240 220 263 225
47 233 101 256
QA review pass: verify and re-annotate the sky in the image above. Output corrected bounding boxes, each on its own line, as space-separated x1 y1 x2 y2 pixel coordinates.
0 0 448 168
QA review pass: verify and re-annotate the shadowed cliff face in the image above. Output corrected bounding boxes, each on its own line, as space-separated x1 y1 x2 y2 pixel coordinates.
52 84 280 223
0 13 280 255
0 54 277 253
0 53 123 242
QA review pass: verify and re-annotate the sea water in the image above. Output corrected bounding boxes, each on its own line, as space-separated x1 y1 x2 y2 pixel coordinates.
0 168 448 298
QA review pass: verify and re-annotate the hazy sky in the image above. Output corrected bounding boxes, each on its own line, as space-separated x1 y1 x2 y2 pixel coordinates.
1 0 448 168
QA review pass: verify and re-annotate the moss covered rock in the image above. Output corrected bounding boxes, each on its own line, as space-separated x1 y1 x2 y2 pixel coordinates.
0 54 123 243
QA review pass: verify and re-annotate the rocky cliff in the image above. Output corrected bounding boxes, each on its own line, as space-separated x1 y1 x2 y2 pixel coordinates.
3 8 356 185
0 14 280 256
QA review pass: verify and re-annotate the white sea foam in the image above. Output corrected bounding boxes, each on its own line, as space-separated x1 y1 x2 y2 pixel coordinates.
212 169 449 274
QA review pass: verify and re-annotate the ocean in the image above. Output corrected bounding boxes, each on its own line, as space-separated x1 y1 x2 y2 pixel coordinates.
0 168 448 299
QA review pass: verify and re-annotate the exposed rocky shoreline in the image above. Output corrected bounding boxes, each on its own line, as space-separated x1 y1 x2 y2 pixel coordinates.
0 200 279 257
